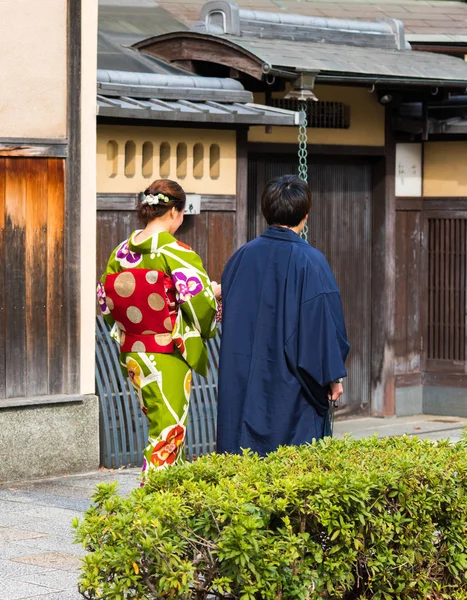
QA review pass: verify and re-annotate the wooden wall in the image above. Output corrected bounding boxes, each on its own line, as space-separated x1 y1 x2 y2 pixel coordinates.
395 206 422 382
395 197 467 388
0 157 67 400
96 195 236 285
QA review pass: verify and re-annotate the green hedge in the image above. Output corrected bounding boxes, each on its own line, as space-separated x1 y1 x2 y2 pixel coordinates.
74 434 467 599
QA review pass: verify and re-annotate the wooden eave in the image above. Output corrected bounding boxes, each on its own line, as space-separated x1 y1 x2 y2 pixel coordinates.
133 32 266 81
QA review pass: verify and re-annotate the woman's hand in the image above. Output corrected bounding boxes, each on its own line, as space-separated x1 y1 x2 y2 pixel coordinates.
328 382 343 402
211 281 222 299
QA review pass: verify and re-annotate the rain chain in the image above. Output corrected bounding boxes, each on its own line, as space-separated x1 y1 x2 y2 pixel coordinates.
297 100 309 242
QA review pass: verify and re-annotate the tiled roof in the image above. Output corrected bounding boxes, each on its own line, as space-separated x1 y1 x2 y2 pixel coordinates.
96 68 303 125
158 0 467 38
223 34 467 83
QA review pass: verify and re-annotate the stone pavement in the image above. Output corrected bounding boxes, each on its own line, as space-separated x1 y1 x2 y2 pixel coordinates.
333 413 467 443
0 468 141 600
1 414 466 600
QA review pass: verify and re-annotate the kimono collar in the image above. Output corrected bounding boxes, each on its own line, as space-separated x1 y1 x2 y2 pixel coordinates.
261 226 308 244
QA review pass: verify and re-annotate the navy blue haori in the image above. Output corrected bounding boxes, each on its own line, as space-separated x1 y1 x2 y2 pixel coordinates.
217 226 350 456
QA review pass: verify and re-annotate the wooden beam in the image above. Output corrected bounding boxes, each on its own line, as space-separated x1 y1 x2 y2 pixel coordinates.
248 143 386 156
411 44 467 56
96 194 237 212
0 140 68 158
97 194 138 211
65 0 81 394
424 198 467 211
134 33 265 80
396 197 423 211
423 372 467 387
97 116 240 131
395 372 423 388
371 108 396 416
236 129 249 249
202 195 236 212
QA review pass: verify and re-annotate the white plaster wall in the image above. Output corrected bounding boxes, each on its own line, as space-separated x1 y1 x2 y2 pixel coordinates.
80 0 98 394
0 0 67 138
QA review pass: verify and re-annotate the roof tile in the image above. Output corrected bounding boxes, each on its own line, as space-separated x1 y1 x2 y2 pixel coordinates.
159 0 467 37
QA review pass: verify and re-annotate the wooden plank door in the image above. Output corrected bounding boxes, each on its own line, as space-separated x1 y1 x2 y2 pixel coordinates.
247 154 373 414
0 157 66 400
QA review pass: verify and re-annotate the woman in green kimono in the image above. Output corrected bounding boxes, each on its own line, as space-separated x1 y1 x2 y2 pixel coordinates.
97 179 219 478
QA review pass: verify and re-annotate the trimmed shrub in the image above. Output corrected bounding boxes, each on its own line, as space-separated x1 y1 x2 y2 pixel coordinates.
73 433 467 599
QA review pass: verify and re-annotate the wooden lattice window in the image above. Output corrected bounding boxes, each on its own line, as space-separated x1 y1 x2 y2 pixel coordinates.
271 98 350 129
428 217 467 361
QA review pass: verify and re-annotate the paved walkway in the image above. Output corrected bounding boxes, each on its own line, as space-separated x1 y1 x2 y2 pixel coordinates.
334 413 467 443
0 468 141 600
1 414 466 599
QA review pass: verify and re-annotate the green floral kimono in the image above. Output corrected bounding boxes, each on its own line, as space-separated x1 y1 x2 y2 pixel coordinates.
97 230 217 476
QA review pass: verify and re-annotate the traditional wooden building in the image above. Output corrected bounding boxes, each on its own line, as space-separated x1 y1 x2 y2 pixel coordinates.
96 0 467 420
0 0 98 481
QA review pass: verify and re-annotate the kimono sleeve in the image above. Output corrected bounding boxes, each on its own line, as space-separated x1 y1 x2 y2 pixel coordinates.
165 244 218 340
289 291 350 388
96 248 119 330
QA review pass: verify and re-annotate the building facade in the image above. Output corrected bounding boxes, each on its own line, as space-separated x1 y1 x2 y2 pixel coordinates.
95 0 467 420
0 0 99 481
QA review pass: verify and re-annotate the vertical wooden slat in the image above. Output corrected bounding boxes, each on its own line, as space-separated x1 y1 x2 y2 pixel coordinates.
178 212 209 271
5 158 28 398
445 219 450 359
207 212 235 282
434 218 440 359
449 219 455 360
446 219 451 359
442 218 447 359
96 210 140 283
247 156 257 241
458 219 462 361
459 219 462 361
444 219 451 360
427 219 433 359
236 129 248 249
461 219 466 364
395 211 407 374
0 159 5 399
25 158 49 396
455 219 459 360
442 219 447 359
406 211 421 372
255 157 267 238
459 219 463 361
47 159 66 394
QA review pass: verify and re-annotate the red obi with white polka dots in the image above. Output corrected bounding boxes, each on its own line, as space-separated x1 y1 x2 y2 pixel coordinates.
104 269 177 354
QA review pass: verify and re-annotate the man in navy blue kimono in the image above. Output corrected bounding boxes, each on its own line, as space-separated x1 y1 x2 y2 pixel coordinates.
217 174 350 456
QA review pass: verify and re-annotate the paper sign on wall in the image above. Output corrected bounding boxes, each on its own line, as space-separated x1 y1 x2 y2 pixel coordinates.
395 143 422 197
185 194 201 215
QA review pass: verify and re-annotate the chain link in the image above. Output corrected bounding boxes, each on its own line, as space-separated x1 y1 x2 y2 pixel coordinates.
297 100 309 241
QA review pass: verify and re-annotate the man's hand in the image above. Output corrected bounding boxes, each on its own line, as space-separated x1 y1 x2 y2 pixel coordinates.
328 382 343 402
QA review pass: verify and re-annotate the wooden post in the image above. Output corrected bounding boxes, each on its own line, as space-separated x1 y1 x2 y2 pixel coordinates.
65 0 82 394
236 128 248 249
371 108 396 416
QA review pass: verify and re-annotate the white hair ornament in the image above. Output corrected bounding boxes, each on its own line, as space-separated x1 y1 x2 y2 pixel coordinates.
142 193 170 206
